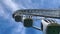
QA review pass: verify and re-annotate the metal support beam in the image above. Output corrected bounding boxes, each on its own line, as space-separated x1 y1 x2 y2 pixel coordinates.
13 9 60 19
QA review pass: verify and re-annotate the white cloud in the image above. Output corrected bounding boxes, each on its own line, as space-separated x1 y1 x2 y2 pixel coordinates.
0 6 5 16
3 0 19 11
10 23 25 34
2 0 26 13
0 0 25 34
0 4 10 19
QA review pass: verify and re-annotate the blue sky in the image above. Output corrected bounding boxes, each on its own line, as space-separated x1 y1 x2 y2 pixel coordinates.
0 0 60 34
